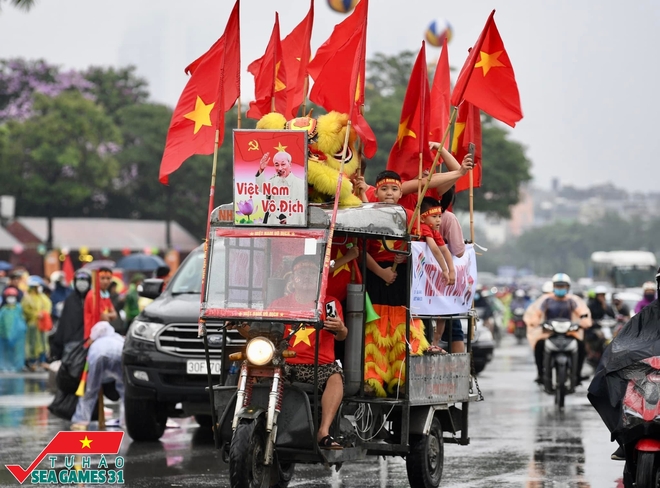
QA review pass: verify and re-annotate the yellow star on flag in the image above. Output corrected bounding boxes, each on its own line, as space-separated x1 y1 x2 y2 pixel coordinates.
274 61 287 92
396 116 417 150
292 327 315 347
451 122 466 153
474 50 506 76
354 74 361 103
80 436 93 449
332 249 350 277
184 96 215 134
275 142 288 152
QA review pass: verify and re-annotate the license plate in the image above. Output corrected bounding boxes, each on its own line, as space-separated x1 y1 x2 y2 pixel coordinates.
186 360 222 375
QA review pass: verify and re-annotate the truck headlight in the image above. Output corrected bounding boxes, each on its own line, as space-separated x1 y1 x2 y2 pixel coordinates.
246 337 275 366
130 320 165 342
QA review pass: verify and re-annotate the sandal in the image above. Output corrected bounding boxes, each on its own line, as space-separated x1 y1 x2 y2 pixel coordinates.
425 345 446 355
318 435 343 450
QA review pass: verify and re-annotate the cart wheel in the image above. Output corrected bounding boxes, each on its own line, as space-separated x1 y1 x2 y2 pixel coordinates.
229 418 270 488
406 417 444 488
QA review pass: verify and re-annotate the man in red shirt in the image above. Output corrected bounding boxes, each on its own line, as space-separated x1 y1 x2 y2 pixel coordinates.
83 268 117 340
239 255 347 449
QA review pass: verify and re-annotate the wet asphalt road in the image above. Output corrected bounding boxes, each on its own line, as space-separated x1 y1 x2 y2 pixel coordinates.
0 336 625 487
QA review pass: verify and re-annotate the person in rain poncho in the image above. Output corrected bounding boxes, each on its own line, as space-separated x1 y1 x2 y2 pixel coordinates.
70 321 125 430
22 276 52 369
50 271 91 360
524 273 592 384
0 287 27 371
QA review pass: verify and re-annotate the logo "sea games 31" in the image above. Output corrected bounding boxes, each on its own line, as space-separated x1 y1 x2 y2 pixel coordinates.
5 431 124 485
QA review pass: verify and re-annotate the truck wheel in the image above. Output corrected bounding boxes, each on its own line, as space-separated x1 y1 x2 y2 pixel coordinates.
125 398 167 442
406 417 444 488
229 418 270 488
194 415 213 427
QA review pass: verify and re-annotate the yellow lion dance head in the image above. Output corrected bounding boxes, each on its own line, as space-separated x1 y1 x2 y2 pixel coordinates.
256 111 363 207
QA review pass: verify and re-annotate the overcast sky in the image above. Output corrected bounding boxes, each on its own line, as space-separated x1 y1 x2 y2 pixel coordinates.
1 0 659 193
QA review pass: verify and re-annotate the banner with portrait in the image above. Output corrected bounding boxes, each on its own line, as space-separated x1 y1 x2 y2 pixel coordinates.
233 130 308 226
410 243 478 316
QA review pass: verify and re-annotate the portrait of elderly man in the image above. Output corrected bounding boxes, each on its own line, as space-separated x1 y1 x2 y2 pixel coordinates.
255 150 306 225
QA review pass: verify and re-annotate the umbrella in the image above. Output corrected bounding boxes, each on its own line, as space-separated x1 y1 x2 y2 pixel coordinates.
0 260 13 272
116 253 166 272
81 260 117 270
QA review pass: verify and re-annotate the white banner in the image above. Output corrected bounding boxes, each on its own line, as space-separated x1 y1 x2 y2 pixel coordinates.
410 243 478 316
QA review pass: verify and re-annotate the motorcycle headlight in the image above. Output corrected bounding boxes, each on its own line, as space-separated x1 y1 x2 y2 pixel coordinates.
246 337 275 366
130 320 165 342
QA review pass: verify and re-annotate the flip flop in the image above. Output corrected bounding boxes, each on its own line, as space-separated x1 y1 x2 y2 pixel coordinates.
318 435 343 450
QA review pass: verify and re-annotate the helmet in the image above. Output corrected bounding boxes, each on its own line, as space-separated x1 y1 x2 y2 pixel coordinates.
27 275 42 288
552 273 571 286
541 281 553 294
514 289 526 298
2 287 18 297
50 271 65 284
594 285 608 295
643 281 656 292
74 270 91 281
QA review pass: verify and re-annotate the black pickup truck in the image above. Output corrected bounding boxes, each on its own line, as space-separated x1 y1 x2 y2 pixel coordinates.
122 245 244 441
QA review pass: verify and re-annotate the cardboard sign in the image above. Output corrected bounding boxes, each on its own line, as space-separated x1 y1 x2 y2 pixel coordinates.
233 130 308 226
410 243 478 316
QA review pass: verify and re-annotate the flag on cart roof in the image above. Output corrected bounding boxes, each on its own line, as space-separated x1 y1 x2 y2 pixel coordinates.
307 0 377 158
246 13 287 120
281 0 314 119
451 101 482 193
429 37 451 147
385 42 433 182
159 0 240 184
450 10 522 127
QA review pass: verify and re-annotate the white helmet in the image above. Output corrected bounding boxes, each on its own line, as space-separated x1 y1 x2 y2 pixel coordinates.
552 273 571 286
594 285 608 295
541 281 553 294
50 270 65 285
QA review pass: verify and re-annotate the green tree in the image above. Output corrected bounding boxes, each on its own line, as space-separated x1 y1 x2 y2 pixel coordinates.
82 66 149 123
0 92 121 246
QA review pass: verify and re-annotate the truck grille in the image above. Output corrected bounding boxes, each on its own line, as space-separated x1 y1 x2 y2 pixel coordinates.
156 323 245 358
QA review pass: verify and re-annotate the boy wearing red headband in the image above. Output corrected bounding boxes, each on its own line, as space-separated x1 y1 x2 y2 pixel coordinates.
83 267 117 340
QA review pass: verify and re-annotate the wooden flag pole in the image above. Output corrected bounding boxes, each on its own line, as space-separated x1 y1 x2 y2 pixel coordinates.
237 98 242 129
417 151 423 235
97 388 105 430
302 76 308 116
468 142 476 242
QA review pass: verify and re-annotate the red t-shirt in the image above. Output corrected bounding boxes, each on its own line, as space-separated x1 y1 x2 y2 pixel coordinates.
327 243 361 302
417 222 446 247
83 292 115 340
269 295 343 365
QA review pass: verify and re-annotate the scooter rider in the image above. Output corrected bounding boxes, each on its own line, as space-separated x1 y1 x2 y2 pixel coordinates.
510 289 530 313
524 273 592 384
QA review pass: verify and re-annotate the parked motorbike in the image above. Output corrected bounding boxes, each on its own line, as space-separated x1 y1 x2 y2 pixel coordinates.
542 319 580 408
585 316 617 369
620 357 660 488
511 307 527 344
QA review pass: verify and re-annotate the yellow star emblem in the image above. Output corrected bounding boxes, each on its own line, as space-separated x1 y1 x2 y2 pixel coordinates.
451 122 466 153
332 249 350 277
396 116 416 149
184 96 215 134
354 74 361 102
80 436 93 449
274 61 286 93
292 327 315 347
275 142 288 152
474 50 506 76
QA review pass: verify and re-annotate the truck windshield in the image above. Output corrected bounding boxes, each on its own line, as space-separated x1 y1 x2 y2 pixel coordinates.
203 228 327 321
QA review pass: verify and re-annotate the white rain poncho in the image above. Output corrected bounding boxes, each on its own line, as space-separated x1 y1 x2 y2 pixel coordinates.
71 322 125 424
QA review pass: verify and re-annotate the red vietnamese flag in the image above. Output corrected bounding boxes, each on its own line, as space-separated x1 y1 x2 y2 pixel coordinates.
385 42 433 182
451 101 482 193
307 0 377 158
451 10 522 127
5 431 124 484
158 1 240 184
429 37 451 147
247 13 287 120
62 254 75 285
281 0 314 119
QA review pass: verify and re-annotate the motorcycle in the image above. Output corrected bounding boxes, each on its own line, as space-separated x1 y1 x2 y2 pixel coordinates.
511 307 527 344
620 357 660 488
585 316 617 369
542 319 580 408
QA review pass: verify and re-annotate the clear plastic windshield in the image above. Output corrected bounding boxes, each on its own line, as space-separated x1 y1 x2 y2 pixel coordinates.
203 228 327 321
